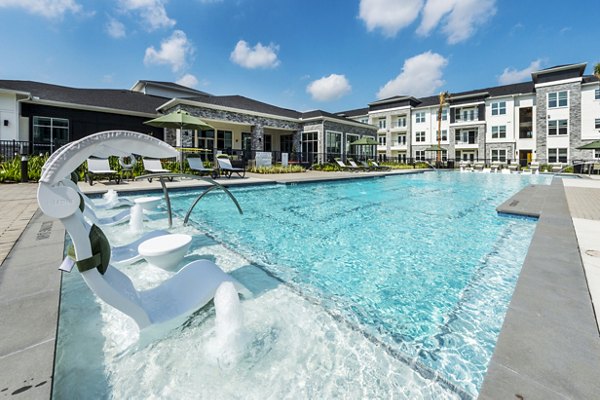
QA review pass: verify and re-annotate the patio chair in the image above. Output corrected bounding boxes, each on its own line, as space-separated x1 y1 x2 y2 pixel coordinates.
188 157 217 179
335 157 358 171
86 158 121 186
368 159 390 171
359 160 374 171
348 158 366 171
216 155 245 178
143 158 173 182
551 163 564 173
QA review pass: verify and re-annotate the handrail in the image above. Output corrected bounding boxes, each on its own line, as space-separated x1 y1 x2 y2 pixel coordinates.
134 173 243 228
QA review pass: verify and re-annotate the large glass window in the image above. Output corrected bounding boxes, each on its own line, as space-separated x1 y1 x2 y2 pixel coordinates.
378 134 386 146
491 125 506 139
415 112 425 123
32 116 69 153
491 149 507 162
415 150 425 161
595 118 600 129
491 101 506 116
302 131 319 163
393 116 407 128
548 91 568 108
378 118 387 129
548 148 568 163
436 109 448 121
346 133 359 156
216 130 232 150
197 129 215 152
326 131 342 155
415 131 426 142
436 130 447 141
548 119 568 135
455 108 478 122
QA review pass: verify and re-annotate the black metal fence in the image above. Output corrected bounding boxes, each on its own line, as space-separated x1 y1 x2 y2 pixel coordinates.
0 140 55 161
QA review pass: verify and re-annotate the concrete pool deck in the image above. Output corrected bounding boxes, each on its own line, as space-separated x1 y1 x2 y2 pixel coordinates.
0 170 599 399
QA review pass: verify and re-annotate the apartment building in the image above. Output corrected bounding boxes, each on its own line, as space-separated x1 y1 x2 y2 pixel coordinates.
339 63 600 166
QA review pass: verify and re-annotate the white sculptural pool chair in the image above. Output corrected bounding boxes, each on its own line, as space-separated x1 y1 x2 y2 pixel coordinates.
38 130 249 332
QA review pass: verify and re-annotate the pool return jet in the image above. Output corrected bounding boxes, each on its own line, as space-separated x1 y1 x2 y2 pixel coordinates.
37 130 249 333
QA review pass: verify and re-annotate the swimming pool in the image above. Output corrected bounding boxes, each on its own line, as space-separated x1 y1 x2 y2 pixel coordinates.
54 171 551 399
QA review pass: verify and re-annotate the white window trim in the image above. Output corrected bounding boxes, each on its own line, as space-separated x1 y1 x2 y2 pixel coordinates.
547 147 569 163
547 90 569 109
547 119 569 136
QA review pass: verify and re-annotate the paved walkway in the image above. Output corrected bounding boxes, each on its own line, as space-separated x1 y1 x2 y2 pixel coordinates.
0 184 39 265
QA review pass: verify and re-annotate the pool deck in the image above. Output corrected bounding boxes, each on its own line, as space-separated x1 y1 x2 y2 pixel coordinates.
1 170 599 399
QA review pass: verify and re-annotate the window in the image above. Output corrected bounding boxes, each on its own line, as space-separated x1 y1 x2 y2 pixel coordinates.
395 134 407 145
415 131 426 142
378 134 386 146
263 134 272 151
595 118 600 129
437 109 448 121
455 108 478 122
548 148 568 163
394 116 407 128
436 130 447 141
595 89 600 100
302 131 319 163
360 118 369 124
415 112 425 123
326 131 342 155
491 149 507 162
216 130 233 150
455 129 477 144
491 101 506 116
548 119 568 135
415 150 425 161
32 116 69 153
378 118 387 129
595 149 600 159
491 125 506 139
548 91 568 108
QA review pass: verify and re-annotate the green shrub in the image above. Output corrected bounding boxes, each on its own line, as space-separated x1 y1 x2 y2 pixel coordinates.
311 163 342 172
562 165 574 173
381 162 415 169
249 165 305 174
0 157 21 182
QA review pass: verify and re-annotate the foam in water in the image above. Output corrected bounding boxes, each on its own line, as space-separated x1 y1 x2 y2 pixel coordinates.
103 189 119 208
206 281 248 369
129 204 144 233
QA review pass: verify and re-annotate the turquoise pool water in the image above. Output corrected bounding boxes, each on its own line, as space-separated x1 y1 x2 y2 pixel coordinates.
169 171 551 396
54 171 551 399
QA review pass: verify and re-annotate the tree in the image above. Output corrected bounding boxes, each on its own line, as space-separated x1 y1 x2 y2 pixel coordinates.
436 91 449 163
594 62 600 80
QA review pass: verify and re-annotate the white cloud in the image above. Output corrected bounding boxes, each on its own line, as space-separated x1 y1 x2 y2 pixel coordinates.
498 60 543 85
117 0 175 31
377 51 448 99
306 74 352 102
144 30 194 72
358 0 496 43
176 73 199 88
0 0 82 19
417 0 496 44
106 16 126 38
359 0 423 37
230 40 280 69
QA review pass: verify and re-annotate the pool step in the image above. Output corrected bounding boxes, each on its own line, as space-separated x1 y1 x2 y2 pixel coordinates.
496 184 553 218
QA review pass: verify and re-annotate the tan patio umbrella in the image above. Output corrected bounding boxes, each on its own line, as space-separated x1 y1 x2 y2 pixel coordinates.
144 109 214 171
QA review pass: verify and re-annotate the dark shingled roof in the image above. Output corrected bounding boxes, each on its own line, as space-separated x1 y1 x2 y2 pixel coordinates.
185 94 301 119
135 80 211 96
0 80 168 114
300 109 374 127
336 107 369 118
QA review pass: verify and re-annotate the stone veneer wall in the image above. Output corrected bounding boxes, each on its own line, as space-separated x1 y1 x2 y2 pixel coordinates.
170 105 303 152
535 82 582 162
486 142 516 162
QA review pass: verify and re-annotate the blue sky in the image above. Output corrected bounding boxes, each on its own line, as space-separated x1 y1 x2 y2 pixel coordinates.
0 0 598 112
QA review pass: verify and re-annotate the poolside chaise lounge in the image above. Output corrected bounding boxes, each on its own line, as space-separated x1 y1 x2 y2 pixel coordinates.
359 160 374 171
86 158 121 186
216 155 245 178
508 162 519 173
490 162 502 173
473 161 485 171
335 158 359 171
368 159 390 171
188 157 217 178
143 158 173 182
348 158 366 171
551 163 564 173
38 130 249 332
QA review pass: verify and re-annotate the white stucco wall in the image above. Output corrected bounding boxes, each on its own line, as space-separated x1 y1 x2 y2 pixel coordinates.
0 92 19 140
581 84 600 140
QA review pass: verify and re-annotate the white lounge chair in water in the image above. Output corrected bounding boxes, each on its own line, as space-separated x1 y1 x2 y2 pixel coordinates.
530 161 540 174
38 131 249 332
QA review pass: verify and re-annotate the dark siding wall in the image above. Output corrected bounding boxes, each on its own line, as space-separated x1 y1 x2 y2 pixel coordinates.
477 104 486 121
21 104 163 142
